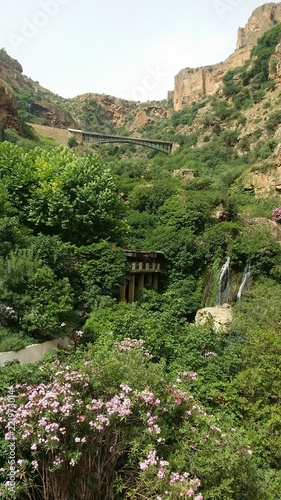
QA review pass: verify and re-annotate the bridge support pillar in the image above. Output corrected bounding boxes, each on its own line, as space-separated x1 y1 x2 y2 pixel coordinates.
128 275 135 304
120 284 126 302
138 273 144 291
152 274 159 291
146 273 152 286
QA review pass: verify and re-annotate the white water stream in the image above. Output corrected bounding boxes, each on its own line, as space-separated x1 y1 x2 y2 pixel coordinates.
237 263 251 300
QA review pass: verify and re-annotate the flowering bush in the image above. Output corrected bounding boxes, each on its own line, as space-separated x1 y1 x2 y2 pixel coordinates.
272 206 281 224
0 342 256 499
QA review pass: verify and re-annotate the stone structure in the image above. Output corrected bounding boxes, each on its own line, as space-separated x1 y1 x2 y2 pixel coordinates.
0 337 70 366
120 250 164 303
173 2 281 110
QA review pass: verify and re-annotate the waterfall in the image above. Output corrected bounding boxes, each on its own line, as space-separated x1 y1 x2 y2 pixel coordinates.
216 257 231 306
237 263 251 300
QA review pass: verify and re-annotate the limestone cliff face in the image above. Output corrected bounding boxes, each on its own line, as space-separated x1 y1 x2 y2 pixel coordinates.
236 2 281 49
174 2 281 110
0 79 21 133
0 50 24 89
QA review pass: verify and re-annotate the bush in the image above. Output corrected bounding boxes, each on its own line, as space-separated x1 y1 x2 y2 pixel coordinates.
68 136 78 148
265 110 281 132
0 328 33 352
0 344 256 500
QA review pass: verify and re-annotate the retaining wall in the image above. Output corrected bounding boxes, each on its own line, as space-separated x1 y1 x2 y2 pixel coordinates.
0 337 71 366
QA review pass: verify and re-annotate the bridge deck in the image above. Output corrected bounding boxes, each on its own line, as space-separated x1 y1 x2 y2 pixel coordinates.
68 129 173 154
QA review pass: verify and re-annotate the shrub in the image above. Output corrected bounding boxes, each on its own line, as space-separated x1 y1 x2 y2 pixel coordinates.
0 328 33 352
265 110 281 132
0 344 258 499
68 136 78 148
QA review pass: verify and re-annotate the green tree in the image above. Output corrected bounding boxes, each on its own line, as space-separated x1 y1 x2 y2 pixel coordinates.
0 247 73 338
71 241 128 311
28 152 128 245
0 142 38 211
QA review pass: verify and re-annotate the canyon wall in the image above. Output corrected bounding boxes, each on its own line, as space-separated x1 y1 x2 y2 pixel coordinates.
174 3 281 110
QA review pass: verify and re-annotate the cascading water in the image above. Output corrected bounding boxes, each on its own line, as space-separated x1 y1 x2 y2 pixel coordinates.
237 263 251 300
216 256 231 305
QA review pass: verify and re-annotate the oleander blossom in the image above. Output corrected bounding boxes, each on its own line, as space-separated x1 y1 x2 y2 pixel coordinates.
0 349 251 499
114 338 152 357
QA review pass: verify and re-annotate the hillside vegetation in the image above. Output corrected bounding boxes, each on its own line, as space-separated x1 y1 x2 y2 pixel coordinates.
0 22 281 500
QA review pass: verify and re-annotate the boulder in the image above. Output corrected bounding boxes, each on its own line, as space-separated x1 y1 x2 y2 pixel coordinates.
195 303 233 332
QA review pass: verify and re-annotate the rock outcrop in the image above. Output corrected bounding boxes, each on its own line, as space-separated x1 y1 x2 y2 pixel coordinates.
236 2 281 49
71 93 171 132
195 304 233 332
0 49 75 129
244 143 281 198
0 50 24 89
172 169 195 182
243 217 281 243
0 49 171 134
174 3 281 110
244 166 281 198
269 42 281 81
0 79 21 133
129 106 171 131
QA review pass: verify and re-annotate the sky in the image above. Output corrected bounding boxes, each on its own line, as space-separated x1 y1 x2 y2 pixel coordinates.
0 0 276 101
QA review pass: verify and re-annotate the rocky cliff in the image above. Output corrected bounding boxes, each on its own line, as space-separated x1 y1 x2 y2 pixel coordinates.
244 144 281 198
0 79 21 133
174 2 281 110
0 49 170 134
0 49 75 129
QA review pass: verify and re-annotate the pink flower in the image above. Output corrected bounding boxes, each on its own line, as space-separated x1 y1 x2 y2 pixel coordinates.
120 384 132 393
31 460 38 469
139 450 158 470
157 468 166 478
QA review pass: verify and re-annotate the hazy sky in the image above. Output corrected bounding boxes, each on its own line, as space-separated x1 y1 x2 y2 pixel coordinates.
0 1 276 101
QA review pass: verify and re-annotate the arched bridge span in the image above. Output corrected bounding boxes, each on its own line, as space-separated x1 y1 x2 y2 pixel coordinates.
68 129 173 155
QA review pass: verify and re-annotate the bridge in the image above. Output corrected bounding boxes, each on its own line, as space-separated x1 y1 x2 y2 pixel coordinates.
68 129 173 155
